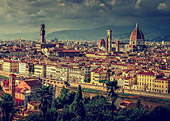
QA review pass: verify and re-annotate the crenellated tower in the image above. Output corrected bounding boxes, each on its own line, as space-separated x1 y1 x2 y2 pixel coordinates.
40 23 46 44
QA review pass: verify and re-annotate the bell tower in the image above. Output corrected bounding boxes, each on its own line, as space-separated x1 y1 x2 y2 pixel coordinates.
107 29 112 51
9 74 16 99
40 23 46 44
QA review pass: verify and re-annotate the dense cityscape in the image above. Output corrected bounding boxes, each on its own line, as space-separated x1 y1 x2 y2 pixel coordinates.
1 0 170 121
0 22 170 121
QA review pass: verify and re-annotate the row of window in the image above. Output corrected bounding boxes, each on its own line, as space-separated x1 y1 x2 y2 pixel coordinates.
155 85 168 88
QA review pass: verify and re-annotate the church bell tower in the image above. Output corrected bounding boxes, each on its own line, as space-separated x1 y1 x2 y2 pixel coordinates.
9 74 16 99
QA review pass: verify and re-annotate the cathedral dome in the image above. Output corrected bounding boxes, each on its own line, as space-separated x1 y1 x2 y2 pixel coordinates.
130 23 145 43
98 39 105 47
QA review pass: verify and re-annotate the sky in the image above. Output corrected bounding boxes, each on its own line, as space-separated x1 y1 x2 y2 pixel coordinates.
0 0 170 35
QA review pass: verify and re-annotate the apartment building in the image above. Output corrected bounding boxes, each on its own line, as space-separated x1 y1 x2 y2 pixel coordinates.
19 61 27 74
34 63 46 78
154 78 170 94
46 64 57 79
3 60 11 72
137 71 156 92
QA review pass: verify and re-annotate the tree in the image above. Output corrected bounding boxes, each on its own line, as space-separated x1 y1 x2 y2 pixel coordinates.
45 108 58 121
25 113 42 121
69 85 85 120
0 93 15 121
36 86 53 118
106 80 119 119
85 95 112 121
116 107 149 121
54 86 75 110
84 78 90 83
150 106 170 121
136 100 142 109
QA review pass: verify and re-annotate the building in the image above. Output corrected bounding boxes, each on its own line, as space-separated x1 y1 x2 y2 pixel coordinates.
98 29 112 52
154 78 170 94
56 50 80 58
69 66 84 83
11 60 19 73
40 24 46 44
129 23 145 51
113 40 130 52
19 61 27 74
3 60 11 72
34 64 46 78
27 100 40 111
60 65 69 81
9 74 16 98
46 64 57 80
2 59 19 73
98 39 106 51
90 67 110 86
137 71 156 92
106 29 112 52
9 48 28 57
99 23 146 52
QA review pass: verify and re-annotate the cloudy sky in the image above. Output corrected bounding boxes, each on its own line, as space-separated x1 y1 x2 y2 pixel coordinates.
0 0 170 35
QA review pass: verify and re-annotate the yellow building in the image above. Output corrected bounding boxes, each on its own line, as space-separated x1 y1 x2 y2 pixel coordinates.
90 67 109 86
85 53 107 59
137 71 156 92
154 78 170 94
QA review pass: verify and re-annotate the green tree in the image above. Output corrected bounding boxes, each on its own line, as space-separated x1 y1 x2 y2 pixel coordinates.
69 85 85 121
25 113 43 121
36 86 53 118
85 95 112 121
116 108 149 121
136 100 142 109
84 78 90 83
0 94 15 121
106 80 119 119
45 108 58 121
54 86 75 110
149 106 170 121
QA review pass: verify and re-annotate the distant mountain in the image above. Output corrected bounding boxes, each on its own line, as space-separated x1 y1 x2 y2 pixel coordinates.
46 26 133 41
0 25 170 42
152 34 170 42
0 32 40 40
46 25 170 42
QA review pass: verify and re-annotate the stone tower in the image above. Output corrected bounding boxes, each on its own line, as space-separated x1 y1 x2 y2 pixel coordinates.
107 29 112 51
9 74 16 99
40 23 46 44
116 40 119 52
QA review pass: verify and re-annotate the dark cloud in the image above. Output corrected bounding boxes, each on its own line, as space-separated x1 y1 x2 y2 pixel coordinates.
0 0 169 34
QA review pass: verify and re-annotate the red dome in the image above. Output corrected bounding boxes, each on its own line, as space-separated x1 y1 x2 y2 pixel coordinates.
99 39 105 46
130 23 145 42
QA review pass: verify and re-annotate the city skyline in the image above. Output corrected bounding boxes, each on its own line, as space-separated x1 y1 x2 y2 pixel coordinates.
0 0 170 36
